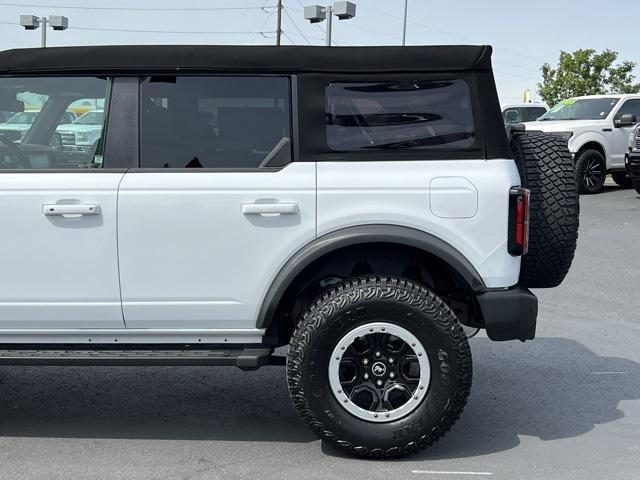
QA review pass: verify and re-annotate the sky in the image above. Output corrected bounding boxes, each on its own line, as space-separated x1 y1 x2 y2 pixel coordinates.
0 0 639 106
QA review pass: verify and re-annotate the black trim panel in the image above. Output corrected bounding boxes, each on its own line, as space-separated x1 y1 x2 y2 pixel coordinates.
103 76 139 169
477 286 537 341
257 224 486 329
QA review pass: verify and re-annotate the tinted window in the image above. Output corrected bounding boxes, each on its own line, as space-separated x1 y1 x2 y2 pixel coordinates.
0 77 108 169
614 99 640 121
326 79 475 151
503 107 547 124
140 76 291 169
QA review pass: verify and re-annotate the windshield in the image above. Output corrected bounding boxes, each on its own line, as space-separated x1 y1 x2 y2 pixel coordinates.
5 111 39 124
73 111 104 125
539 98 619 121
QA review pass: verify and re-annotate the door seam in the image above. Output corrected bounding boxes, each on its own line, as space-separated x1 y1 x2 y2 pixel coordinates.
115 169 128 327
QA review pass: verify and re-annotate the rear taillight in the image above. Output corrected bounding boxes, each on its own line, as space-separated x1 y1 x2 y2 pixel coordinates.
508 187 530 256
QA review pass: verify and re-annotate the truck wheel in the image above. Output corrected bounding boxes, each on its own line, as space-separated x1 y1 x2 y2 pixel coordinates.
287 276 472 458
575 149 606 194
634 179 640 195
511 132 579 288
611 172 632 188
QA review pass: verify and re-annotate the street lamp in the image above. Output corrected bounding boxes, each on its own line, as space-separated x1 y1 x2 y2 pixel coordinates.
19 15 69 48
304 1 356 47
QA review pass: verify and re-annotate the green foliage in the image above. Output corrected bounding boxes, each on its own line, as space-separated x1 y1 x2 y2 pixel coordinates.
538 49 640 107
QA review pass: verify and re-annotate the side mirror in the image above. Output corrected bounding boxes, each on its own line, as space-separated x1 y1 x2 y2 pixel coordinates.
0 91 24 113
615 113 637 128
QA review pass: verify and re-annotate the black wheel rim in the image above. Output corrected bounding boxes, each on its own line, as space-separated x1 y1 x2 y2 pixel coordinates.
583 155 605 188
329 322 430 422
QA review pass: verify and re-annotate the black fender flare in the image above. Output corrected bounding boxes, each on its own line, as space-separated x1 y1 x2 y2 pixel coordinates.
257 224 486 329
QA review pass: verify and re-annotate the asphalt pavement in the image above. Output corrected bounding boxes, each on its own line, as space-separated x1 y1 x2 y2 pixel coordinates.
0 184 638 480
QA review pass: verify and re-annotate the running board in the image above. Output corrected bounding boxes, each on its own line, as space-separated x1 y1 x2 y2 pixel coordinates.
0 347 285 368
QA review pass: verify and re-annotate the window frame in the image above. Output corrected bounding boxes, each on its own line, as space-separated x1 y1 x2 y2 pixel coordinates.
135 73 295 172
0 74 129 173
297 72 486 162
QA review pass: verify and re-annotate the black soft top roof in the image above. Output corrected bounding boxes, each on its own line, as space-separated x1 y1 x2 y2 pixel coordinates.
0 45 493 75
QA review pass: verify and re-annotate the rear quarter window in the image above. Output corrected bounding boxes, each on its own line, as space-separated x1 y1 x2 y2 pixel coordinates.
326 79 475 151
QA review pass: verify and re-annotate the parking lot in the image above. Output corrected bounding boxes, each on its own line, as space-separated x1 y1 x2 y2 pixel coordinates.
0 183 637 480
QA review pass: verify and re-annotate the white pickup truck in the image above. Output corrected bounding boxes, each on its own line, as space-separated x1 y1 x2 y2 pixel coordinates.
523 94 640 193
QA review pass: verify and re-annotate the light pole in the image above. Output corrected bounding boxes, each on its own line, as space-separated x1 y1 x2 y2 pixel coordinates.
401 0 408 46
304 2 356 47
19 15 69 48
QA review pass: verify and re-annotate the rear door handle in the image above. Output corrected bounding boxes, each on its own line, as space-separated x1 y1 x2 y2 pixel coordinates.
43 204 101 216
241 203 299 215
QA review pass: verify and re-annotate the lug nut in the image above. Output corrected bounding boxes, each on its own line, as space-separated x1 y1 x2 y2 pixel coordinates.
388 357 394 364
376 379 383 387
363 373 369 380
363 358 369 365
389 372 395 379
375 351 381 358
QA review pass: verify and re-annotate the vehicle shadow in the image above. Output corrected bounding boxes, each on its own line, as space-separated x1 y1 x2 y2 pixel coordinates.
0 337 637 457
324 337 640 460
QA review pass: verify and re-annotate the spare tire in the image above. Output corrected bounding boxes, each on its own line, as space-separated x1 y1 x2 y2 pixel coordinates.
510 132 579 288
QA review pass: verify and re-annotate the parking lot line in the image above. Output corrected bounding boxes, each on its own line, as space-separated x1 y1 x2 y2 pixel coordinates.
411 470 493 476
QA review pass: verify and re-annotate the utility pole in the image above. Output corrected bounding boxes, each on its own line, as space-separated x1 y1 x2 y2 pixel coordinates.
276 0 283 46
401 0 408 46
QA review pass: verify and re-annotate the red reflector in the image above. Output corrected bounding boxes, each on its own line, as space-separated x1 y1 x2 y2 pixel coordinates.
508 187 530 256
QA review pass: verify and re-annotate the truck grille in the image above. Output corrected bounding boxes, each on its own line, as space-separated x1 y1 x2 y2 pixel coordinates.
59 132 75 146
636 129 640 150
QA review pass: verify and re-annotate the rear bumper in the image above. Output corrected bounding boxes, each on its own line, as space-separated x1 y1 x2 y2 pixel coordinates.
477 286 538 341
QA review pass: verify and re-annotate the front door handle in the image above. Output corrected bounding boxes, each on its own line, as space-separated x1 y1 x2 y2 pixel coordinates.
241 203 299 215
43 204 101 216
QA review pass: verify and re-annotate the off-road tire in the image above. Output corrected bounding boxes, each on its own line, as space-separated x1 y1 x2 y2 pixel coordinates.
286 276 472 459
611 171 632 188
511 132 579 288
634 178 640 195
574 149 607 194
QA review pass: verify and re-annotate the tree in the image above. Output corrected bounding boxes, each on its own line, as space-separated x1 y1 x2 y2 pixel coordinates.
538 49 640 107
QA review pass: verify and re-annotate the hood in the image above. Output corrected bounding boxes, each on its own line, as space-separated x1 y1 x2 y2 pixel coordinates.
521 119 607 132
56 124 102 133
0 123 31 131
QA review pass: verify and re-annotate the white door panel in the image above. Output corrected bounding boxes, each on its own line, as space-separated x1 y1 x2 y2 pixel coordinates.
317 160 521 288
0 173 125 328
117 162 316 329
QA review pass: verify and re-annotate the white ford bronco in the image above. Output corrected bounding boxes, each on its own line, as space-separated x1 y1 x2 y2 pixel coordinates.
0 45 579 458
522 94 640 193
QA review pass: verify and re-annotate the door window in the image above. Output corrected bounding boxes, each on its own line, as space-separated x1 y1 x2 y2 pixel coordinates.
614 99 640 121
139 76 291 169
0 77 109 169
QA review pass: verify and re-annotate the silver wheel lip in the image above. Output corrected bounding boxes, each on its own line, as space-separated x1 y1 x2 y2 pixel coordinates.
328 322 431 423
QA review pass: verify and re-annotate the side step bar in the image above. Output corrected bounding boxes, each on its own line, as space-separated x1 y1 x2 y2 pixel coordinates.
0 346 286 368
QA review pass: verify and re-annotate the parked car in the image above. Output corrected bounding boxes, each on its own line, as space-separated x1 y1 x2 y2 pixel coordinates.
625 124 640 194
0 109 76 142
502 102 548 124
522 94 640 193
56 109 104 153
0 44 579 458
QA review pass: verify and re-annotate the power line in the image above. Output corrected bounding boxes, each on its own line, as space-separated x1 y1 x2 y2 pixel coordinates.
283 6 311 45
358 4 547 65
0 2 274 11
0 19 272 34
